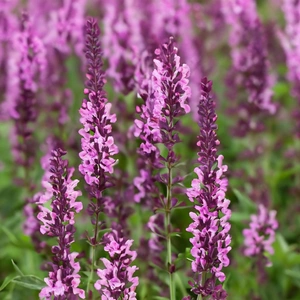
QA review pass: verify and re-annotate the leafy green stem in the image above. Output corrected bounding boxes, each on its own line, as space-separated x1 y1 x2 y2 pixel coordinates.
166 164 175 300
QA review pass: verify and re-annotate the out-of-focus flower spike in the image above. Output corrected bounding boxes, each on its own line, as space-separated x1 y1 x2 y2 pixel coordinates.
279 0 300 136
222 0 276 115
102 0 143 94
0 0 18 119
243 204 278 266
5 12 46 168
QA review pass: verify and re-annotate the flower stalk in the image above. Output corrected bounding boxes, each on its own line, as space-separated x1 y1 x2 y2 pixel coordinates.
37 148 85 299
186 78 231 299
134 37 191 299
79 18 139 299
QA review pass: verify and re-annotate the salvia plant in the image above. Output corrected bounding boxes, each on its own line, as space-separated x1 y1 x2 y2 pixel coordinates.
0 1 299 300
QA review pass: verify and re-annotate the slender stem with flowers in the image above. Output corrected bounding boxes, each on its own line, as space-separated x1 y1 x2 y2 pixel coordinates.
79 18 138 299
186 78 231 299
134 37 191 299
79 18 118 295
37 148 85 299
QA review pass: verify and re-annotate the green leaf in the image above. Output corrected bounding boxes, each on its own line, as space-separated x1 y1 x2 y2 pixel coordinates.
288 253 300 265
272 164 300 183
285 269 300 281
230 212 250 222
11 275 45 290
172 205 193 211
174 272 188 296
169 232 181 238
233 189 256 211
11 260 24 276
0 275 18 292
81 271 91 278
223 272 231 289
0 225 18 245
277 233 289 254
153 297 170 300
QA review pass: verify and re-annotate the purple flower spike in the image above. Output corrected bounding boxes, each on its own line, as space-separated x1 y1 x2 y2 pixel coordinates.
102 0 142 94
279 0 300 136
94 231 139 300
37 148 85 299
0 0 17 117
222 0 276 115
186 78 231 299
80 18 138 297
79 18 118 231
6 12 46 169
24 136 63 251
133 37 191 202
134 38 191 298
243 204 278 266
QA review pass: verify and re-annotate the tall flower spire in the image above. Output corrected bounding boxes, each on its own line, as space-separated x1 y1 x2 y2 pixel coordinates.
37 148 85 299
186 78 231 299
7 12 46 171
79 17 118 219
79 18 138 298
134 37 191 299
222 0 276 115
102 0 142 94
279 0 300 136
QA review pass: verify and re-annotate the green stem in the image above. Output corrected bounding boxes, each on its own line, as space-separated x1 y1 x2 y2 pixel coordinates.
166 165 175 300
166 211 174 300
86 245 96 296
86 211 99 297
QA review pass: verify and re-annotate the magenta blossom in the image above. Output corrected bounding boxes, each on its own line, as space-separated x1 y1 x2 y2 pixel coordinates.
95 231 139 300
186 78 231 299
222 0 276 115
37 148 85 299
243 204 278 266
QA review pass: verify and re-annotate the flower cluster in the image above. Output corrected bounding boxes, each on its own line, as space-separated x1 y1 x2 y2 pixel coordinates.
133 38 192 298
79 18 118 210
6 13 46 168
37 148 84 299
28 0 86 56
1 3 292 299
222 0 276 115
279 0 300 136
23 136 63 252
243 204 278 266
134 37 191 202
102 0 142 94
94 231 139 299
280 0 300 91
79 18 138 298
0 0 17 114
186 78 231 298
